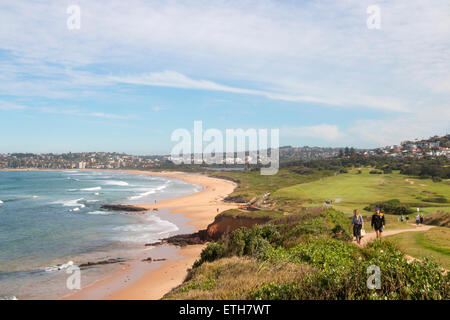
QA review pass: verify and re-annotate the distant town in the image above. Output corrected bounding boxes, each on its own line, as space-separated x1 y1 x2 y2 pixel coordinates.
0 134 448 169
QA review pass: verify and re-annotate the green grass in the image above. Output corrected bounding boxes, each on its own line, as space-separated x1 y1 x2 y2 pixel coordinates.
385 227 450 269
209 168 333 202
219 208 284 220
273 168 450 215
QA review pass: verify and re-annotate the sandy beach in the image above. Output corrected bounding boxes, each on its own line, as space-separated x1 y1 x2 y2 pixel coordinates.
63 170 237 300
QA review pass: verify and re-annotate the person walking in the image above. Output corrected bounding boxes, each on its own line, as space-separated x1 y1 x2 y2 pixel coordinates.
401 214 404 222
406 215 409 223
415 214 420 226
371 208 385 238
420 214 424 225
351 209 364 245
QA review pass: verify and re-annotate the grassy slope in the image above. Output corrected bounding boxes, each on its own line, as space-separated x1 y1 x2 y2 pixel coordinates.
273 168 450 215
385 227 450 269
209 168 333 202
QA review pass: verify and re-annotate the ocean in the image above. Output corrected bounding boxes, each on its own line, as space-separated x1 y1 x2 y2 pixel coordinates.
0 170 201 299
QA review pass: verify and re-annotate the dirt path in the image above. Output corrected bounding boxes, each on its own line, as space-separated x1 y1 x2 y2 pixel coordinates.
360 225 434 246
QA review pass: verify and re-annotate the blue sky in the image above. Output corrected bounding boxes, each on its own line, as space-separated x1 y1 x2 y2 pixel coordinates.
0 0 449 154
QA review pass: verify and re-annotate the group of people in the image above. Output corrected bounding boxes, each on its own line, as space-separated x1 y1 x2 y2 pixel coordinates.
400 213 424 225
351 208 385 245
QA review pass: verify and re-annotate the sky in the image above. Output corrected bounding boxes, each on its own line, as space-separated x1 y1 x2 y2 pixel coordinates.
0 0 449 154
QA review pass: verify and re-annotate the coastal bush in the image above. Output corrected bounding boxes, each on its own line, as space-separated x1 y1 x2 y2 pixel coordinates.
194 242 226 267
422 196 447 203
364 199 414 215
194 224 280 267
177 207 449 300
252 240 449 300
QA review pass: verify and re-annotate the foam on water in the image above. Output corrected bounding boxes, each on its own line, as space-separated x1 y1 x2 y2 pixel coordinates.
87 210 112 215
52 198 86 208
81 186 102 191
0 170 200 299
104 180 129 186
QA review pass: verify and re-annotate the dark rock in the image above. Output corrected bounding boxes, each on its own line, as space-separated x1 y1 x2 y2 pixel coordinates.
145 241 162 246
100 204 147 212
153 258 167 262
142 257 152 262
163 230 208 246
79 258 126 269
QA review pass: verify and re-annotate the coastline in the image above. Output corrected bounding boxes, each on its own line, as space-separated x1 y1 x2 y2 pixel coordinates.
59 169 238 300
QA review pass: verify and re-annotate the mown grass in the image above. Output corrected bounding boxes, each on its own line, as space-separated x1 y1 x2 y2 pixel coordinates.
385 227 450 269
273 168 450 215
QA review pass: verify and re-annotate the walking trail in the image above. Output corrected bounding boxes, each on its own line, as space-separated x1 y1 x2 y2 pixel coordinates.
360 225 434 246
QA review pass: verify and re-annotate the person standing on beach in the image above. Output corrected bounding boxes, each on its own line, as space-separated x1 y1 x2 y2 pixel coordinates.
351 209 363 244
371 208 385 238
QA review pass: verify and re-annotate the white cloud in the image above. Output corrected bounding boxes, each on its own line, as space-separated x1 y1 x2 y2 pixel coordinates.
0 101 27 111
0 0 448 112
152 106 167 112
37 107 134 120
346 106 450 147
112 71 409 112
0 0 448 149
281 124 343 141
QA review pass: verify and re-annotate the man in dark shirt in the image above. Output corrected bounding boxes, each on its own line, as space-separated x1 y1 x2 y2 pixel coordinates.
371 208 385 238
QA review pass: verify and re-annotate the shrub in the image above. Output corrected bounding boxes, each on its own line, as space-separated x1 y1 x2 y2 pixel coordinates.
423 196 447 203
194 242 226 267
194 224 280 267
253 240 449 300
364 199 414 215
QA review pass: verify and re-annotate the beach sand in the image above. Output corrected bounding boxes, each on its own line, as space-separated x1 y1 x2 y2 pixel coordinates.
64 170 237 300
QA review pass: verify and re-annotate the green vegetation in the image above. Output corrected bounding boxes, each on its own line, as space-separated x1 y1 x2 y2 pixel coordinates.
167 209 449 300
273 168 450 214
385 227 450 269
364 199 414 215
209 167 333 203
165 162 450 300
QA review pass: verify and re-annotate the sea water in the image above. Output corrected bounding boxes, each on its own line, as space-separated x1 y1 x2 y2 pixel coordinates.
0 170 201 299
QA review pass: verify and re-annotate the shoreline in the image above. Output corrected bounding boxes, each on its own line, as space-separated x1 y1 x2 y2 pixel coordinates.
57 169 238 300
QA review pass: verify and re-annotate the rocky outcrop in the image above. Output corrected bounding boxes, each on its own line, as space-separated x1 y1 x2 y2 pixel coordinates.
163 230 208 246
153 214 271 246
205 215 270 240
100 204 147 212
79 258 126 269
142 257 167 263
